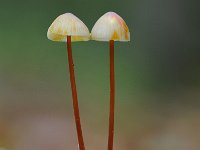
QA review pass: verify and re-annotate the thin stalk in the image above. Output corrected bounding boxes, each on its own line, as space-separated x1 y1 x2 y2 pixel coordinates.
108 40 115 150
67 36 85 150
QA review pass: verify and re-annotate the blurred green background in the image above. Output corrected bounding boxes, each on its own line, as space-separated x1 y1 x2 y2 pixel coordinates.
0 0 200 150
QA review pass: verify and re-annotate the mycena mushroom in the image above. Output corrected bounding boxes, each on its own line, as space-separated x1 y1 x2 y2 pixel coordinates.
47 13 90 150
91 12 130 150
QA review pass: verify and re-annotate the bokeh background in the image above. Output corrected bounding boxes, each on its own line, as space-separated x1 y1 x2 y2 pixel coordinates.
0 0 200 150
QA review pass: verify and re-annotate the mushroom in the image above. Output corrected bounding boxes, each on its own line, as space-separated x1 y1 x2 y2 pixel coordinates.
47 13 90 150
91 12 130 150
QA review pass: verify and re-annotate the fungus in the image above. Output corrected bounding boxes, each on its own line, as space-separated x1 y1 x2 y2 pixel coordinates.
47 13 90 150
91 12 130 150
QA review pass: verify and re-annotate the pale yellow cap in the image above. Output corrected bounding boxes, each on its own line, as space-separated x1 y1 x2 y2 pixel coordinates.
47 13 90 42
91 12 130 42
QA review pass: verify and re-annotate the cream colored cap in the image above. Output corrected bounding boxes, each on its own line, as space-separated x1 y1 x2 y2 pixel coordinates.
47 13 90 42
91 12 130 42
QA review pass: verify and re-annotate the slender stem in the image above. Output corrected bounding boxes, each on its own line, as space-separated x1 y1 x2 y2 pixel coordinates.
67 36 85 150
108 40 115 150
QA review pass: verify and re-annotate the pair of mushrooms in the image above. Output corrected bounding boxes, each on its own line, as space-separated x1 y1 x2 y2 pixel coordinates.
47 12 130 150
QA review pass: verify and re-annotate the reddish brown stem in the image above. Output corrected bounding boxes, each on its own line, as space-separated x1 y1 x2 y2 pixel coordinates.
108 40 115 150
67 36 85 150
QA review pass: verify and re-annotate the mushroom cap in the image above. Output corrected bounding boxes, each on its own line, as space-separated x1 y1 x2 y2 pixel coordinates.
91 12 130 42
47 13 90 42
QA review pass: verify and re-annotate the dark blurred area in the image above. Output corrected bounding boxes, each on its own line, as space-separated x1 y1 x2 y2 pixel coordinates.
0 0 200 149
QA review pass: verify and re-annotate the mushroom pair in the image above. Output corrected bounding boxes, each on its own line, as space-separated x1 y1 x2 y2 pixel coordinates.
47 12 130 150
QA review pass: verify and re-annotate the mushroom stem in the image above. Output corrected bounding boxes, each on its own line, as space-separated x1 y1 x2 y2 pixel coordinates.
108 40 115 150
67 36 85 150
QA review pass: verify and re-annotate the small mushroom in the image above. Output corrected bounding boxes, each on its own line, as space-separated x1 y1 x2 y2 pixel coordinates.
47 13 90 150
91 12 130 150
